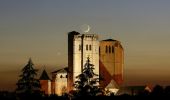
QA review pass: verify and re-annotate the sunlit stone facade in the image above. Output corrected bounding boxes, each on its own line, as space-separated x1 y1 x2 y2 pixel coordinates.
40 32 124 95
99 39 124 92
68 31 99 91
51 68 68 96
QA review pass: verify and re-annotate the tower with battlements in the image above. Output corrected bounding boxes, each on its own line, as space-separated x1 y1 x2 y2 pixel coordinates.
68 31 99 92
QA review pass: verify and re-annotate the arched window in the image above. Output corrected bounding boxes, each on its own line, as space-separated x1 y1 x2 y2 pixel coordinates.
86 45 88 51
60 75 63 78
106 46 108 53
112 46 114 53
109 46 111 53
89 45 92 51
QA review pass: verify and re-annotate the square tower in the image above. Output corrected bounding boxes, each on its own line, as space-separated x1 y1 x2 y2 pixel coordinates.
68 31 99 92
99 39 124 91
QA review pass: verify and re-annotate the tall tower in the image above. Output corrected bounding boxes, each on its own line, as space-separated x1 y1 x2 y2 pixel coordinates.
99 39 124 90
68 31 99 92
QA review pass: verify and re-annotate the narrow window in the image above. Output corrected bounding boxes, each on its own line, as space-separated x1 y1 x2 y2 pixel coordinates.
60 75 63 78
89 45 92 51
99 47 100 55
66 75 68 78
112 46 114 53
86 45 88 50
109 46 111 53
106 46 108 53
79 45 81 51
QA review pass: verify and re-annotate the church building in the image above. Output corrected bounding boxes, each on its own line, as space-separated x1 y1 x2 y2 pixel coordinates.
39 31 124 95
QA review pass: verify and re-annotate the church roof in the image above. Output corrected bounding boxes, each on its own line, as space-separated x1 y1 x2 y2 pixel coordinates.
51 67 68 74
102 39 117 41
39 69 50 80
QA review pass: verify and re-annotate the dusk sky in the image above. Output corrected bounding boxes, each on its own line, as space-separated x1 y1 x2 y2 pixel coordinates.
1 0 170 91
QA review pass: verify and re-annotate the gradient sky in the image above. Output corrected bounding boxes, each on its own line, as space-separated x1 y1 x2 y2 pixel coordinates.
1 0 170 91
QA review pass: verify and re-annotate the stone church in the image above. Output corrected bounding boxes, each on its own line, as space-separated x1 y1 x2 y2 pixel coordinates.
39 31 124 96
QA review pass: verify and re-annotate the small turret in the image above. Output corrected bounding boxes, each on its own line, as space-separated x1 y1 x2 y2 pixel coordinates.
39 69 51 95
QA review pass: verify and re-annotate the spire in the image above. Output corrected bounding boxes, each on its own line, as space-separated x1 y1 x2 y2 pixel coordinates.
40 69 50 80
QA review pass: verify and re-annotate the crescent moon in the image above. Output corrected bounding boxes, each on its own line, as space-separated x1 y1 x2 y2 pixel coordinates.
84 25 90 33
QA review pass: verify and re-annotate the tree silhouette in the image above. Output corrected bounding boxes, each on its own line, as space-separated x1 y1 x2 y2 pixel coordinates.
164 86 170 96
74 57 103 97
151 85 164 96
16 58 40 94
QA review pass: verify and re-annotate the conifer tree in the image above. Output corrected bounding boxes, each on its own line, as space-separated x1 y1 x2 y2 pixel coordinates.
16 58 40 94
74 57 103 96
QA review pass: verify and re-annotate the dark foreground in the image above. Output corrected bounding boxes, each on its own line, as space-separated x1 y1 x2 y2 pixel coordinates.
1 92 170 100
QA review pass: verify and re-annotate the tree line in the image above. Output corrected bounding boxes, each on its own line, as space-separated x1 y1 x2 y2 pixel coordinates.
1 58 170 100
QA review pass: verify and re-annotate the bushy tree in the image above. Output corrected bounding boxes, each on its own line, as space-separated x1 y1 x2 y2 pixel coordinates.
74 57 103 97
16 58 40 94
